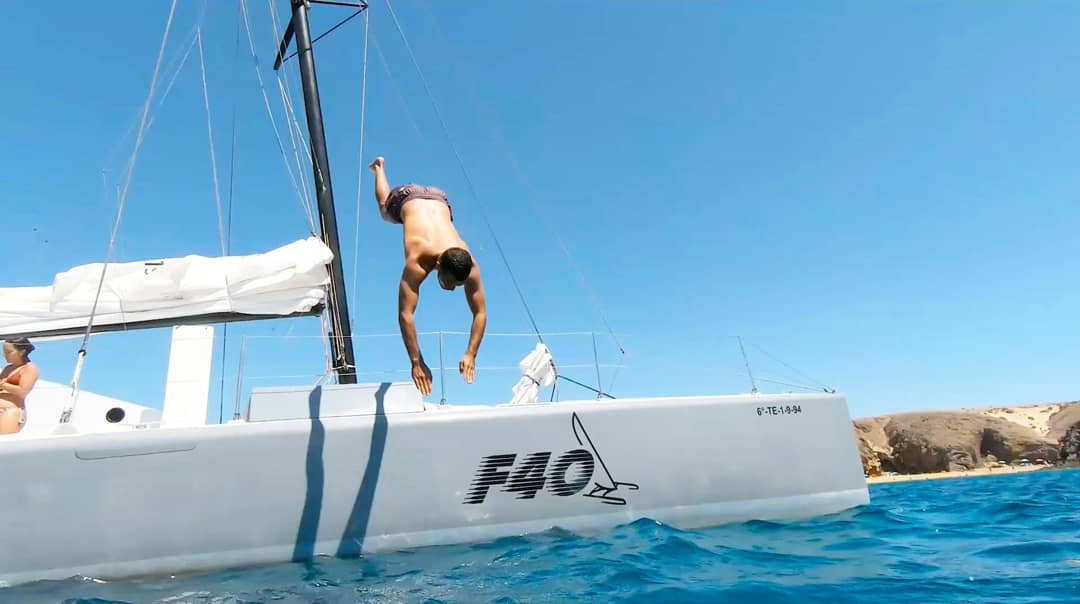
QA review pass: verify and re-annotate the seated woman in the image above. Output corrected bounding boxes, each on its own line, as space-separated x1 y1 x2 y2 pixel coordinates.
0 337 39 435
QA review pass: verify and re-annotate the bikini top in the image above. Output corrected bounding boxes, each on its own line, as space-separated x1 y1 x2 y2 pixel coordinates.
3 365 25 386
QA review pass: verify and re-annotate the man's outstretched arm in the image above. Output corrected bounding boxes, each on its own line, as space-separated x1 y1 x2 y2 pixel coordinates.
459 268 487 384
398 263 432 394
369 156 393 221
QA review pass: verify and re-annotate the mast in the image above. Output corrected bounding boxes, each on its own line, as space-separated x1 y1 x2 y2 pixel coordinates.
276 0 368 384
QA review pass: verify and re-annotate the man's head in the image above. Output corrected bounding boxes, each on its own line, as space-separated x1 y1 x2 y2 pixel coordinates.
436 247 473 290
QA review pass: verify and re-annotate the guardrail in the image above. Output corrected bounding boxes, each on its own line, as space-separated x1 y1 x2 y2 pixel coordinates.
224 330 834 421
230 330 627 419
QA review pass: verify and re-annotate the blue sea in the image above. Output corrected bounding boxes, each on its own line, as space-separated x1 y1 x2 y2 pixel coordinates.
7 468 1079 603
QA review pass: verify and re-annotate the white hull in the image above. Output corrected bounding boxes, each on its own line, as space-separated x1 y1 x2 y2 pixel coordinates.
0 383 868 587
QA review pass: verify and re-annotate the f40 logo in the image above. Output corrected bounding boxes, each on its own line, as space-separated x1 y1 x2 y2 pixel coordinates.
463 449 595 503
463 412 639 506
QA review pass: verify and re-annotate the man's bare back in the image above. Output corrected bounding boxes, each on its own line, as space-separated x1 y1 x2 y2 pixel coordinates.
370 156 487 395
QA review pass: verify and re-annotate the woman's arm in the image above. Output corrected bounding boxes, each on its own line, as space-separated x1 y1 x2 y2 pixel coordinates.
0 364 38 398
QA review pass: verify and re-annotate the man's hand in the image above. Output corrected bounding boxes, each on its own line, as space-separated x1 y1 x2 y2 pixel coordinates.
462 267 486 385
369 156 384 172
459 353 476 384
411 358 432 395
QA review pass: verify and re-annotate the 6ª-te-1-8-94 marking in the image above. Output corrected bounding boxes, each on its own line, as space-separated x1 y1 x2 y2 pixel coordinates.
756 404 803 416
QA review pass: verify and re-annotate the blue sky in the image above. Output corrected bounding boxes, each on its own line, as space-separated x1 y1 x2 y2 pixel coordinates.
3 0 1079 420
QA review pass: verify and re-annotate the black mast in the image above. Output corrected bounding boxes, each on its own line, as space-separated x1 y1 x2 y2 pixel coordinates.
276 0 368 384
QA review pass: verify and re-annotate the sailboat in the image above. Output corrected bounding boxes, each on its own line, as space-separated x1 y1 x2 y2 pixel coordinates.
0 0 869 588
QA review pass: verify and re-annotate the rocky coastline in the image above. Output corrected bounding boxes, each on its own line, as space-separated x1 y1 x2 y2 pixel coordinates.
855 400 1080 478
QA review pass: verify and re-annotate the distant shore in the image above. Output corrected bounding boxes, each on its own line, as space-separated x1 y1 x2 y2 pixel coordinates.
866 464 1050 484
855 400 1080 480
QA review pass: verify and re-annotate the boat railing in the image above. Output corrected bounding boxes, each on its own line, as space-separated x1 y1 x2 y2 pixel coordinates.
230 330 628 418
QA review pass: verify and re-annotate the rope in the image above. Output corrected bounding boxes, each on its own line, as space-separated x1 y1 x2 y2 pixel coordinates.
415 2 625 357
239 0 318 233
62 0 179 422
382 0 544 342
350 9 370 329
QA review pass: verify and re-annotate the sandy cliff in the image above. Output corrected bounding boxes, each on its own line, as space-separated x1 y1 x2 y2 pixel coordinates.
854 401 1080 476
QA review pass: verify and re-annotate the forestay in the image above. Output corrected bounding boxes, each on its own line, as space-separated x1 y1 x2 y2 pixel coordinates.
0 237 333 339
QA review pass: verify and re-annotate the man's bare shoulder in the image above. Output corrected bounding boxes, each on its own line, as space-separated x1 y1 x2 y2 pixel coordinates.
463 260 483 287
401 255 430 283
464 265 485 308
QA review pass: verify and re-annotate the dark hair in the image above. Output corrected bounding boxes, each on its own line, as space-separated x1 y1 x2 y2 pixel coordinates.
439 247 473 283
5 337 35 361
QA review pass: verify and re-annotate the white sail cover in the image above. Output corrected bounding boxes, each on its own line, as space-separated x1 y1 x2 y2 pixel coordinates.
0 237 333 337
509 342 557 405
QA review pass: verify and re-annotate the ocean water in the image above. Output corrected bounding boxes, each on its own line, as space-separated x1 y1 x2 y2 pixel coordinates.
6 468 1080 604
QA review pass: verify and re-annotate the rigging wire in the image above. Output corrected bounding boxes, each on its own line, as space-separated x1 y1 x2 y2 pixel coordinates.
754 376 827 393
414 1 626 357
196 27 229 256
196 18 230 424
743 338 835 392
101 23 201 174
266 4 315 201
267 0 322 236
278 78 323 216
368 28 442 170
381 0 544 342
238 0 319 233
219 0 245 424
276 77 320 224
279 8 367 64
349 9 370 331
266 0 341 375
62 0 180 423
266 0 318 217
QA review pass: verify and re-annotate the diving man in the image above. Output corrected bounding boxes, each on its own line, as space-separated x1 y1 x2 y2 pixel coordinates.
370 156 487 395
